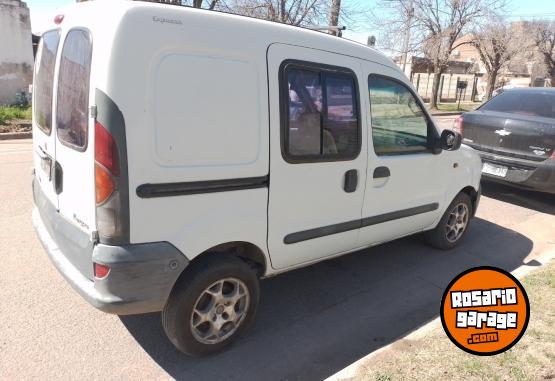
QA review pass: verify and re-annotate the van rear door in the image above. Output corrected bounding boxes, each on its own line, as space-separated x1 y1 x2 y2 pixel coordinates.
32 30 61 208
54 29 96 236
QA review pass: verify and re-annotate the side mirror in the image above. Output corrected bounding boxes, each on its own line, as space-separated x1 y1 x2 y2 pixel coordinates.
439 129 462 151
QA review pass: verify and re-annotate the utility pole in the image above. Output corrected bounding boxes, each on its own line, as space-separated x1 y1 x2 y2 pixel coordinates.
401 0 414 74
328 0 342 36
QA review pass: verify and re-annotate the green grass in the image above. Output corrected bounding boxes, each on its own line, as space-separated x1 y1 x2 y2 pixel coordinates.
357 261 555 381
428 102 482 113
0 106 32 125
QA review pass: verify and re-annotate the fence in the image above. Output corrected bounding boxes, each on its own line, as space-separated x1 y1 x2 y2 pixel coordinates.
411 73 480 103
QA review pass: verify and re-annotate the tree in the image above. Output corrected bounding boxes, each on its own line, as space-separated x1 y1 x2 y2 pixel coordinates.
328 0 341 35
225 0 328 26
370 0 504 109
417 0 506 108
531 21 555 86
471 19 525 100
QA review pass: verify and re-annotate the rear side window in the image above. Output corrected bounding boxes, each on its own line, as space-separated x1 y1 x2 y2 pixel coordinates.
480 91 555 119
281 62 360 162
33 30 60 135
56 29 92 150
368 75 430 156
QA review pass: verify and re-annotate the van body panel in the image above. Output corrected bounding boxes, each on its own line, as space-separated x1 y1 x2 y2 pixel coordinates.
152 54 262 168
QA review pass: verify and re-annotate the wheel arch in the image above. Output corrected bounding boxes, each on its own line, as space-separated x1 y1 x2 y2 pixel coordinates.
460 185 480 216
183 241 267 278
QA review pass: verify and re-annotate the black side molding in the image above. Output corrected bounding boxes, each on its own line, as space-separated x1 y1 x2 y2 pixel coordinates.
360 203 438 227
284 203 439 244
137 176 269 198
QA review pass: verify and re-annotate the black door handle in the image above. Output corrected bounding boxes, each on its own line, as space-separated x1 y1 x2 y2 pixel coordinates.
373 166 390 179
54 161 63 195
344 169 358 193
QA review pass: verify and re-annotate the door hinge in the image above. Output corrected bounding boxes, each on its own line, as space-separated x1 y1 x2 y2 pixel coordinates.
89 105 97 119
90 230 99 243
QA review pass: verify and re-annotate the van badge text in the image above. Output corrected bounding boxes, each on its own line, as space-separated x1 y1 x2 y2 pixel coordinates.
152 16 183 25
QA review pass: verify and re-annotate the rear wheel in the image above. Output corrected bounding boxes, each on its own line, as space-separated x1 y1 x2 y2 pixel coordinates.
162 255 259 356
425 192 472 250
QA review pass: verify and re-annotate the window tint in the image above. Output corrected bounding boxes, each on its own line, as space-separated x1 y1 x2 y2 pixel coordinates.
368 76 429 156
283 64 359 162
481 91 555 119
56 30 92 150
33 30 60 135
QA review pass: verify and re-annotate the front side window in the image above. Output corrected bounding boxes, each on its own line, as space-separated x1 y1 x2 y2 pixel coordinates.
56 29 92 150
368 75 430 156
282 62 360 162
33 30 60 135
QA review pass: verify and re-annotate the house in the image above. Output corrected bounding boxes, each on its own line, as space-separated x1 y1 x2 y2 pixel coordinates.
0 0 33 106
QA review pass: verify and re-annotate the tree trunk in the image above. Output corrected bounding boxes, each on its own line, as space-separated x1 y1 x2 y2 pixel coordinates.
430 69 442 109
486 69 498 100
328 0 341 36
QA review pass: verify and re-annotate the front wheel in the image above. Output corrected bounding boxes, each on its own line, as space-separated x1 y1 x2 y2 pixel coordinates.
162 255 260 356
425 192 473 250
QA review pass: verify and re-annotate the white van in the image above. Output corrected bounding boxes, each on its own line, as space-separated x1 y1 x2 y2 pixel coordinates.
32 0 482 356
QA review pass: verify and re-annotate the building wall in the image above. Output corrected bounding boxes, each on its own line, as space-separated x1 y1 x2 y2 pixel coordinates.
0 0 34 106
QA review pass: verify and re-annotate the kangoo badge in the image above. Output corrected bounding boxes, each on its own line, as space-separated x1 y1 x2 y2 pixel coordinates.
440 267 529 356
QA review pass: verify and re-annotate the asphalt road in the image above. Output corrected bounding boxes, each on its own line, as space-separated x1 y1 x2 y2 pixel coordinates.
1 139 554 381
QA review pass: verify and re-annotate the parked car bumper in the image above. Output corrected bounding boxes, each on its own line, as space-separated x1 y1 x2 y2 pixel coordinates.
32 178 188 315
478 151 555 194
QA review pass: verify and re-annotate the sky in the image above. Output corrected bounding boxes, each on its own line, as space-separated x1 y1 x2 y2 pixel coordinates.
26 0 555 41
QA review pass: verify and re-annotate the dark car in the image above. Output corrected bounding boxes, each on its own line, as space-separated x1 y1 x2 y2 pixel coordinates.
453 88 555 194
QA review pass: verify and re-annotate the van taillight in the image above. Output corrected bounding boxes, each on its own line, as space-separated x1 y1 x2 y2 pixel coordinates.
95 122 118 204
95 120 123 240
453 116 464 136
95 121 120 176
95 164 115 204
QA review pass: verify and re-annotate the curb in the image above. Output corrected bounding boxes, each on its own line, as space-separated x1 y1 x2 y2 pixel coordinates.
0 132 32 141
429 111 463 117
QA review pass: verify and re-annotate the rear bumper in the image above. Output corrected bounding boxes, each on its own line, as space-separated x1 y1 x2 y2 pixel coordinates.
32 179 188 315
478 151 555 194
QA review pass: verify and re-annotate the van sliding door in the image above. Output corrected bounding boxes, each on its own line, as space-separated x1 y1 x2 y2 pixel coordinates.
266 44 368 270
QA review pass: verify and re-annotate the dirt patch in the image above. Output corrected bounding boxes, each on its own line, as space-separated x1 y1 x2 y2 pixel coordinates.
0 119 31 133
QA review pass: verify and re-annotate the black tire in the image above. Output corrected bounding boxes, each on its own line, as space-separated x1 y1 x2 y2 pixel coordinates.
425 192 473 250
162 255 260 357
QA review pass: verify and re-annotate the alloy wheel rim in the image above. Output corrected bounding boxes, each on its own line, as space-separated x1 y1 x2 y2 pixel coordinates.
190 277 250 345
445 203 469 243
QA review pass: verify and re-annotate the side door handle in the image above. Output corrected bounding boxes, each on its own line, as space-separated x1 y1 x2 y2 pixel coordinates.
54 161 63 194
373 166 390 179
344 169 358 193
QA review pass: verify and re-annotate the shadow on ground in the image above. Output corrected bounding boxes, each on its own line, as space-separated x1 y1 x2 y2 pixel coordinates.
481 180 555 215
121 218 532 381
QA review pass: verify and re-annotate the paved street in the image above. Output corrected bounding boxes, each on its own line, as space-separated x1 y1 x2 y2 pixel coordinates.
433 114 458 131
1 139 554 381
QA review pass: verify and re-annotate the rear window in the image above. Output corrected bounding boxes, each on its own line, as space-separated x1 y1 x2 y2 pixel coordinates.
56 29 92 150
33 30 60 135
481 91 555 119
